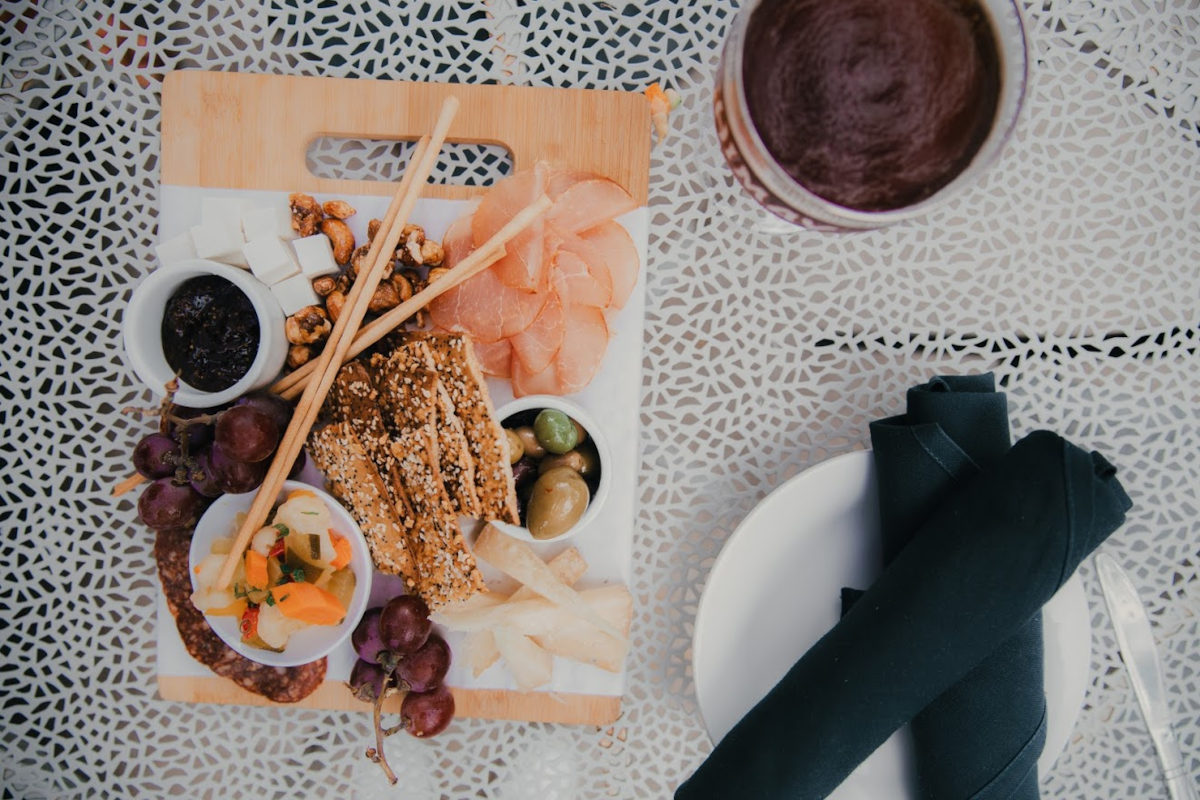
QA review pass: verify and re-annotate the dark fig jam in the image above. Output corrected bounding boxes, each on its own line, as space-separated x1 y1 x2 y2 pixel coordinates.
743 0 1001 212
161 275 259 392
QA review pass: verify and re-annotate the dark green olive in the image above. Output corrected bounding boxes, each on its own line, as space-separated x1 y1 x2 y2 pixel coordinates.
505 428 525 464
526 466 590 539
534 409 579 455
538 449 598 479
513 425 546 459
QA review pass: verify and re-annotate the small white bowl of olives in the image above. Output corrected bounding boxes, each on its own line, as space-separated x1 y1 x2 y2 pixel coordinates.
495 396 609 543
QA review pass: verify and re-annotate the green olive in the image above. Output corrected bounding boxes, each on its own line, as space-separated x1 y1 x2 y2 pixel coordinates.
513 425 546 459
505 428 525 464
534 409 579 455
526 466 590 539
571 418 588 445
538 449 598 479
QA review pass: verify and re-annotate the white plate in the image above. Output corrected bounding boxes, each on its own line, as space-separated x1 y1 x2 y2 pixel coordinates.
189 479 373 667
692 450 1090 797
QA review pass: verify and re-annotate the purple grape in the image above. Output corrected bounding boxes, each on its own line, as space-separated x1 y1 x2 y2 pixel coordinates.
379 595 432 655
400 684 455 738
394 633 450 692
173 421 214 450
348 659 388 703
138 478 205 529
188 445 223 498
236 391 294 433
132 434 179 479
215 405 279 463
351 608 387 665
210 444 269 494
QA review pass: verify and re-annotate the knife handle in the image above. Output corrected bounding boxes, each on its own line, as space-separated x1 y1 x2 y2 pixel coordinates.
1164 761 1197 800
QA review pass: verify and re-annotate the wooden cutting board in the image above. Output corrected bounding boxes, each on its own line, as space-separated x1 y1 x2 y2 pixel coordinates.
157 70 651 725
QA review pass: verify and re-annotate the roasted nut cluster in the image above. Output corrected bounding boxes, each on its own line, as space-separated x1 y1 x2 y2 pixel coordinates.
282 193 445 370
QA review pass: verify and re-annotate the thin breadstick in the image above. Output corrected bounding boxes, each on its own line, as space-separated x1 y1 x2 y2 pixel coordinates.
213 97 460 590
274 192 551 399
270 241 504 398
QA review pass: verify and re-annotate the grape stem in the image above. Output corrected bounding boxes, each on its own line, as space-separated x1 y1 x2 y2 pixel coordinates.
372 677 398 785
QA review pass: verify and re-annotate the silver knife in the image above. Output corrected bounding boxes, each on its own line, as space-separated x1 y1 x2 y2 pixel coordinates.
1096 553 1197 800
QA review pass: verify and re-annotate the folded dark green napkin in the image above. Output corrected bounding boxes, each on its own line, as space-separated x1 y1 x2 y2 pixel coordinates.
871 374 1046 799
675 429 1131 800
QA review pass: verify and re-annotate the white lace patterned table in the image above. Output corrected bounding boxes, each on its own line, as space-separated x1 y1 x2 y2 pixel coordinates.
1 1 1196 798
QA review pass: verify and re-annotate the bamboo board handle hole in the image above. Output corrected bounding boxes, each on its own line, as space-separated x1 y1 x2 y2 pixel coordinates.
306 136 515 187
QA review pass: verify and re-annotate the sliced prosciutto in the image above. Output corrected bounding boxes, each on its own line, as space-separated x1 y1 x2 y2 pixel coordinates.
429 261 548 342
471 338 513 379
430 161 641 396
472 162 547 291
571 225 638 311
546 178 637 235
511 358 563 398
552 249 611 308
509 289 565 375
554 305 609 395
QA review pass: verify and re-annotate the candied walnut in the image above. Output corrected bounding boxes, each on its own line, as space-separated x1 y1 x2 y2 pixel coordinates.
367 218 382 242
320 218 355 264
312 275 338 297
322 200 356 220
420 240 444 267
368 282 400 313
285 305 332 345
289 193 323 237
397 229 425 267
348 244 372 281
427 266 450 284
334 274 351 294
287 344 314 368
391 272 414 302
326 290 346 323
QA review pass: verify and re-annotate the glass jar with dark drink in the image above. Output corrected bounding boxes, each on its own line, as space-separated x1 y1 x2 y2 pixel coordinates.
715 0 1028 231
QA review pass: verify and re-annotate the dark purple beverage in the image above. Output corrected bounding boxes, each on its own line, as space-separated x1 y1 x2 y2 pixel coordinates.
715 0 1026 229
743 0 1000 212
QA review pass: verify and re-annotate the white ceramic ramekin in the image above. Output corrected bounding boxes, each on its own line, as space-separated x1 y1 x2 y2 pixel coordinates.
493 395 611 545
123 259 288 408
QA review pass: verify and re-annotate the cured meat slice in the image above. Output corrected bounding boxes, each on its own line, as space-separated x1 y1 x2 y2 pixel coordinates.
555 305 610 394
429 263 548 342
547 167 594 199
471 338 513 379
552 248 611 308
573 221 639 310
510 289 566 374
441 213 474 263
511 357 564 398
472 162 547 291
546 178 637 235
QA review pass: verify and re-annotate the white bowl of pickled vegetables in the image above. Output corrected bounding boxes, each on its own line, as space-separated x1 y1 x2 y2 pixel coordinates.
189 480 373 667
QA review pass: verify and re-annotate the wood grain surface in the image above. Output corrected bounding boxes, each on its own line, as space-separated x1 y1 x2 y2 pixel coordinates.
158 69 648 726
161 70 650 203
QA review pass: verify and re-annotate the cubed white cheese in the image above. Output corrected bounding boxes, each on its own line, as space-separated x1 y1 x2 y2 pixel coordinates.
292 234 341 279
201 196 254 242
154 231 197 268
243 237 301 285
242 205 297 242
271 273 320 316
190 223 248 268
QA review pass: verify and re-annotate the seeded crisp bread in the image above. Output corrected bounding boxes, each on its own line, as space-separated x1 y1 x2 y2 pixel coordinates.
388 427 486 608
307 422 419 588
372 343 481 517
402 332 520 524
